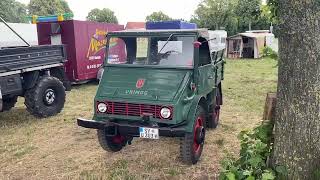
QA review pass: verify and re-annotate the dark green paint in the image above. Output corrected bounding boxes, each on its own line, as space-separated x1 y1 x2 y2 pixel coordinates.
93 29 225 133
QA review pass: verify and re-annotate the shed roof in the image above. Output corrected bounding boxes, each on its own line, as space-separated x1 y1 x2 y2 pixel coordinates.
228 32 272 39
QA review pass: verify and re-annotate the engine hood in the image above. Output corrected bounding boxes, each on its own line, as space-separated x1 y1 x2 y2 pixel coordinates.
97 66 191 102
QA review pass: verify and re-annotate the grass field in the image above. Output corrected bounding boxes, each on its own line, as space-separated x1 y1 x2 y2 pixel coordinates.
0 59 278 180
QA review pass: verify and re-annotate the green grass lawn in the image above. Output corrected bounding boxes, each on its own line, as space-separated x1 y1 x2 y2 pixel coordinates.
0 58 278 179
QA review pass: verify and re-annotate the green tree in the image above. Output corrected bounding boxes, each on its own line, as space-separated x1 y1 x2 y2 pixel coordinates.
235 0 261 31
86 8 118 23
145 11 172 22
267 0 279 21
28 0 73 16
271 0 320 179
191 0 238 35
0 0 28 23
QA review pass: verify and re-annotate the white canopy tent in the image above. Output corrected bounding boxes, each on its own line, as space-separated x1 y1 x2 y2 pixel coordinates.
0 23 38 48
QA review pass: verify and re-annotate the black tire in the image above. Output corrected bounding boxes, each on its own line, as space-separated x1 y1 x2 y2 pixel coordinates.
1 96 18 111
97 129 127 152
180 106 206 164
24 76 66 118
207 88 221 129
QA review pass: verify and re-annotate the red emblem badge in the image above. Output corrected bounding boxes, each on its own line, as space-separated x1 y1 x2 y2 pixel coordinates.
136 79 145 89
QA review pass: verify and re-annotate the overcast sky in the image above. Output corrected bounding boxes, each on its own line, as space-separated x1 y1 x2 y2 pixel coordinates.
16 0 202 24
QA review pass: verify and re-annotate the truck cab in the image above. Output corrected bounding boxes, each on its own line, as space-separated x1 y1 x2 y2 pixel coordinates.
78 22 226 164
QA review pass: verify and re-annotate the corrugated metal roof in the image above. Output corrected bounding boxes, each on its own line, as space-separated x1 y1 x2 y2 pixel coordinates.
0 23 38 47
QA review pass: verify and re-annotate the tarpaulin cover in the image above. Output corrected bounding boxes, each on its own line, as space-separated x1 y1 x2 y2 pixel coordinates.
146 21 197 30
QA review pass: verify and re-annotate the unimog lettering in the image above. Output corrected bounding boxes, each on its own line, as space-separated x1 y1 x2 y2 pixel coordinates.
125 90 148 96
77 21 227 165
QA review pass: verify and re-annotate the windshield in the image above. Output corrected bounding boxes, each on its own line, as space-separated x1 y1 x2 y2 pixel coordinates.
106 35 194 67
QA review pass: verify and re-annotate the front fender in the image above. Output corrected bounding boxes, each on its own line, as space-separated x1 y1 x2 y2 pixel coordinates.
184 95 204 133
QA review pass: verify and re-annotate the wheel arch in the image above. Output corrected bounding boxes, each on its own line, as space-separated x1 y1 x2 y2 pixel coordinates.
185 95 207 133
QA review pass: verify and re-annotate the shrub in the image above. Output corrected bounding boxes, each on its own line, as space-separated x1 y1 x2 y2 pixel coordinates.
219 122 277 180
262 47 278 60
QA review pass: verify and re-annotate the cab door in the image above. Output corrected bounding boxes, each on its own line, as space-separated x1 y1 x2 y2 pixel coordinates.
212 50 224 85
197 40 215 95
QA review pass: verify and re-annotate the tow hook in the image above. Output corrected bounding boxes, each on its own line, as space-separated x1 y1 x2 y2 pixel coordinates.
127 136 133 145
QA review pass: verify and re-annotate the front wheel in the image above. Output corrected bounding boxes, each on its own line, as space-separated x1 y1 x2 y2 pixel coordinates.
1 96 18 112
97 129 127 152
180 106 206 164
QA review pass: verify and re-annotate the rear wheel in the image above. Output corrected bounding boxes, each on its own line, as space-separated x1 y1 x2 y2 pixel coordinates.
180 106 206 164
24 76 66 118
1 96 18 111
97 129 127 152
207 89 221 129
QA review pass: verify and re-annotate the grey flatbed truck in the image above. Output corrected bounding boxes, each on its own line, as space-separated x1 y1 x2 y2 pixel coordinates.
0 18 69 118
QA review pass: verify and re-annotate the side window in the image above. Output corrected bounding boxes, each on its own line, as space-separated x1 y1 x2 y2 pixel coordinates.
198 37 211 66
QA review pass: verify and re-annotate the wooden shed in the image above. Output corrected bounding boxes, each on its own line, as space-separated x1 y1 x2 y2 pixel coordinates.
226 30 274 59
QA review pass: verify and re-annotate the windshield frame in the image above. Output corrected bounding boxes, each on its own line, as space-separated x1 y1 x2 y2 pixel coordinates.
104 33 197 69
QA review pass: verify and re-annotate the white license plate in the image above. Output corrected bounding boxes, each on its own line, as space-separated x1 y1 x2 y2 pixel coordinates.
139 127 159 139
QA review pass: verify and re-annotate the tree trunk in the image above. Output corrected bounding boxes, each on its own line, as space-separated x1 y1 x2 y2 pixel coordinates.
272 0 320 179
263 92 277 122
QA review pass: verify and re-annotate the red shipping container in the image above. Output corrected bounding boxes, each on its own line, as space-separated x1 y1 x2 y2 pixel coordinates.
37 20 124 82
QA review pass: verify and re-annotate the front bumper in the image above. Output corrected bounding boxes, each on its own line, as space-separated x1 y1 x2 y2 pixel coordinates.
77 118 186 137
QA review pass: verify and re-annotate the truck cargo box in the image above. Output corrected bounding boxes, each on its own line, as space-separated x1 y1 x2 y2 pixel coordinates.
37 20 124 82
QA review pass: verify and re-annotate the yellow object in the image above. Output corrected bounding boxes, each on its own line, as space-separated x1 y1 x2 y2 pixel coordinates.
32 15 38 24
57 14 64 21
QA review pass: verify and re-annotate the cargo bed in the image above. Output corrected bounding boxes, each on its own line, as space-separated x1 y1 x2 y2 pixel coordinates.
0 45 66 74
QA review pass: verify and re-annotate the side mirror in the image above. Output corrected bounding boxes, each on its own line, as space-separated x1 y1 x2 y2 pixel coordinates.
193 41 202 48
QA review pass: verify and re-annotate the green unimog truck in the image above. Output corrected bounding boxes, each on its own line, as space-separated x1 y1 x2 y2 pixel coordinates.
78 22 227 164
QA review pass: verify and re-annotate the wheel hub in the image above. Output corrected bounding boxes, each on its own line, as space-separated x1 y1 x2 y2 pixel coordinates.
195 126 205 144
44 89 56 105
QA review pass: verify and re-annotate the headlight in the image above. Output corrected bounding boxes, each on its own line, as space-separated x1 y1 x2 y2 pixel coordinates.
97 102 107 113
160 107 172 119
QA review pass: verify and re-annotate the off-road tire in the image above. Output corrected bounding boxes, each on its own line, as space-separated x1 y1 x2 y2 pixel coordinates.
207 89 221 129
97 129 127 152
1 96 18 111
180 106 206 164
24 76 66 118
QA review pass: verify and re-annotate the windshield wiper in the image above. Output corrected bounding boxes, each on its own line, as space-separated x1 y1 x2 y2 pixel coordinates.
158 33 175 54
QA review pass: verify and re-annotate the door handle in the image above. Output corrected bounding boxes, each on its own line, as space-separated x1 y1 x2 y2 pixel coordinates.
208 76 214 79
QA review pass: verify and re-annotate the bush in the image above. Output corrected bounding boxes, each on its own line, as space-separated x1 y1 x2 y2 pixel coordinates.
219 122 278 180
262 47 278 60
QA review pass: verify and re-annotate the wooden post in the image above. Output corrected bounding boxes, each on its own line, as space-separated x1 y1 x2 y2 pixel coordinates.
263 92 277 122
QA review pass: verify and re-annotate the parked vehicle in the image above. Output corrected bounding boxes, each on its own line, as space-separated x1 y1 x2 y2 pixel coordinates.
0 17 69 118
37 20 124 83
77 21 226 164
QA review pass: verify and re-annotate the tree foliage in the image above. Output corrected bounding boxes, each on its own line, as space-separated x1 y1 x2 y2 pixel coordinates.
0 0 28 23
267 0 279 21
86 8 118 23
28 0 73 16
145 11 172 22
235 0 261 27
191 0 238 35
192 0 274 35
